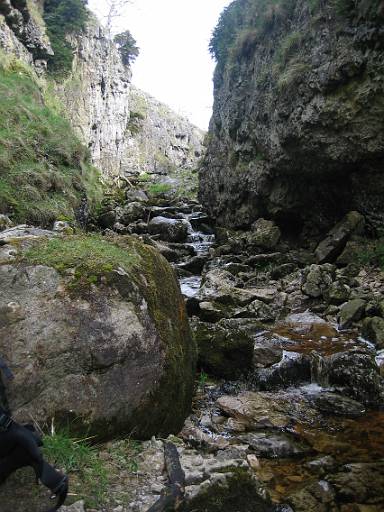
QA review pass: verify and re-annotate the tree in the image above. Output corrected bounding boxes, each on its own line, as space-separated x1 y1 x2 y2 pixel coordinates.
114 30 139 65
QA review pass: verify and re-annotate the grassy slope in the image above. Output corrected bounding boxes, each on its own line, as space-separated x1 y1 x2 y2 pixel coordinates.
0 54 102 226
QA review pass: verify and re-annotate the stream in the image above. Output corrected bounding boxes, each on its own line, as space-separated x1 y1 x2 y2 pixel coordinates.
158 200 384 511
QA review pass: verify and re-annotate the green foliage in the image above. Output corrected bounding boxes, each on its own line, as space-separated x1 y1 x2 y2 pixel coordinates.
126 110 146 135
43 430 108 507
43 0 89 75
358 238 384 269
0 60 102 225
24 235 137 291
277 61 310 91
146 183 173 197
114 30 140 65
198 370 208 391
331 0 383 19
43 432 143 507
275 31 303 66
209 0 297 66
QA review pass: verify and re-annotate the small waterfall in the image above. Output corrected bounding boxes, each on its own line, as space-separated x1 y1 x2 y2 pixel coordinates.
310 351 330 388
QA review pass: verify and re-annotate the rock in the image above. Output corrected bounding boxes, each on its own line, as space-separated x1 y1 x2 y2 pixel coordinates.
118 201 147 224
178 255 208 274
198 301 230 323
126 189 149 203
238 431 311 458
216 392 292 430
248 218 281 250
324 281 351 305
183 467 272 512
251 353 311 391
283 312 338 338
53 221 74 235
148 216 189 242
313 392 366 417
0 225 57 243
180 421 230 451
361 317 384 349
313 349 384 405
327 461 384 504
192 319 256 379
61 502 86 512
253 332 284 368
302 264 334 298
315 211 365 264
338 299 366 329
0 214 13 231
288 480 337 512
0 236 196 438
98 210 116 229
234 299 275 322
0 245 18 264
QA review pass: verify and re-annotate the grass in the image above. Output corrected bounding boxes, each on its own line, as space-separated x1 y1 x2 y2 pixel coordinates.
277 62 311 91
43 431 143 507
146 183 173 196
357 238 384 269
23 234 138 293
0 54 102 226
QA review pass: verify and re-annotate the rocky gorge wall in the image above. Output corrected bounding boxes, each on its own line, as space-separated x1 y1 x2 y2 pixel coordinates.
0 0 203 184
200 0 384 236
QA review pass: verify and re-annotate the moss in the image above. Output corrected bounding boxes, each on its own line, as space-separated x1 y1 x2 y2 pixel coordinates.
182 468 272 512
23 234 137 294
117 239 197 438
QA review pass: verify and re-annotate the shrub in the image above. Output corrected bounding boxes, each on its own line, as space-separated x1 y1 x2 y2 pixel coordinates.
43 0 89 75
114 30 140 66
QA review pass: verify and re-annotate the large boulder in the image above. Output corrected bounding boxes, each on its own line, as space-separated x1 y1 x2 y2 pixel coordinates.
314 211 365 264
148 216 189 242
0 235 196 439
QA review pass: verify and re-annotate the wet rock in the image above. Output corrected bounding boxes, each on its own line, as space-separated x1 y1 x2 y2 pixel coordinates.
251 353 311 391
315 211 365 264
148 216 189 242
313 392 365 417
180 421 230 451
283 312 338 338
302 264 334 298
338 299 366 329
238 431 311 458
327 461 384 504
315 349 384 405
178 255 208 274
253 332 284 368
192 318 256 379
247 219 281 250
270 263 297 280
288 480 337 512
361 317 384 349
305 456 337 476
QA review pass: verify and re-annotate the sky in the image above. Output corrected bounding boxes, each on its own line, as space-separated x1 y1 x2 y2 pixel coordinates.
88 0 232 130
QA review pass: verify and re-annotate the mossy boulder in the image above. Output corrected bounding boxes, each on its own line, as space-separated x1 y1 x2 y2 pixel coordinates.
0 234 196 439
192 318 260 379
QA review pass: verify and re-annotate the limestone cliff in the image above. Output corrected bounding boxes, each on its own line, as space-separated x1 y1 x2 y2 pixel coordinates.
123 86 204 177
57 17 132 178
200 0 384 235
0 0 203 184
0 0 52 70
